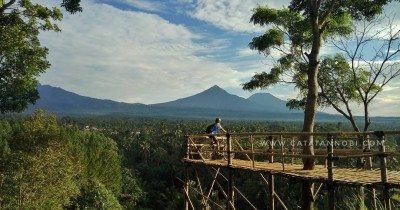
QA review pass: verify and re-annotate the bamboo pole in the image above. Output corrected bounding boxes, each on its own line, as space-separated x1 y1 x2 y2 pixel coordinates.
268 174 275 210
312 182 324 201
186 136 190 159
268 136 274 163
280 135 285 171
184 165 189 210
273 190 288 210
251 135 255 168
184 186 196 210
206 168 220 201
195 170 207 209
375 131 391 210
228 168 235 210
291 137 295 165
227 132 232 166
358 186 365 210
233 186 258 210
327 134 335 210
178 176 226 210
208 167 228 199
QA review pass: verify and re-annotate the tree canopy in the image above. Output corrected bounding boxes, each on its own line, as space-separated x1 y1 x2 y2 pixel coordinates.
0 0 82 113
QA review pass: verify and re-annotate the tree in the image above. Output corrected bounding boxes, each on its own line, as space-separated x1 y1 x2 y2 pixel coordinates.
244 1 397 209
0 0 82 113
319 14 400 132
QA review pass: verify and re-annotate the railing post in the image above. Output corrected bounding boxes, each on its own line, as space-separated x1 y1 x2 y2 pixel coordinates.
374 131 391 210
226 132 235 210
364 134 377 210
251 135 255 168
185 135 190 159
268 136 274 163
227 132 232 166
327 134 335 210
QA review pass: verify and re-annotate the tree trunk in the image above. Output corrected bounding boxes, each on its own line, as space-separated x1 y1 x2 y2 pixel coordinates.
363 100 370 131
301 1 323 209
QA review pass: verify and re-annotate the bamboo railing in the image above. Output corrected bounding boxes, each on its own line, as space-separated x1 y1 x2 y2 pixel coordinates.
184 130 400 210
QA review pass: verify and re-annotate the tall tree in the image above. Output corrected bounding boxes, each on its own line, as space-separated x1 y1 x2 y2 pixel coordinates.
0 0 82 113
244 1 398 209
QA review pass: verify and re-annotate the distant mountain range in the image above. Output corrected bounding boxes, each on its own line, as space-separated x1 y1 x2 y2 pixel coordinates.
26 84 349 121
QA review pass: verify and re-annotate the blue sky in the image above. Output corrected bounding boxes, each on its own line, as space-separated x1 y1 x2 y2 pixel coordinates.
38 0 400 117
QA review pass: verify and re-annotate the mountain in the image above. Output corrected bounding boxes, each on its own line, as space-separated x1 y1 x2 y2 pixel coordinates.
247 93 291 113
27 85 150 115
153 85 253 111
152 85 299 113
26 84 306 120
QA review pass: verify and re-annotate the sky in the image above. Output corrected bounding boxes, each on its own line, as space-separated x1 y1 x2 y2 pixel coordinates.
38 0 400 117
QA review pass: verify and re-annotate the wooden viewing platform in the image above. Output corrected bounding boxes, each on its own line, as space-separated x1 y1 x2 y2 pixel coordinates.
182 131 400 210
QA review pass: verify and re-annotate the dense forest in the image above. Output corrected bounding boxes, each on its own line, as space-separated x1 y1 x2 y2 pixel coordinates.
0 110 399 209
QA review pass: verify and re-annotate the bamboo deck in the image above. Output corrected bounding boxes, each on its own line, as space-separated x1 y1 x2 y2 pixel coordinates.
184 158 400 188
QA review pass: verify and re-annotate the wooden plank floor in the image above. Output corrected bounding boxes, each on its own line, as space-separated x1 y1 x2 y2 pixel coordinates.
184 158 400 188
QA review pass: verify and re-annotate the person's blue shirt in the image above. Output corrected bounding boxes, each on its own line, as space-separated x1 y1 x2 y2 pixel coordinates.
212 123 218 134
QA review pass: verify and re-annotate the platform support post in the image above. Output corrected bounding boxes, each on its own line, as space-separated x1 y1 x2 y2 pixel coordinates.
268 136 274 163
375 131 391 210
227 168 235 210
268 174 275 210
184 165 189 210
327 134 335 210
357 186 365 210
226 132 235 210
227 132 232 166
365 133 377 210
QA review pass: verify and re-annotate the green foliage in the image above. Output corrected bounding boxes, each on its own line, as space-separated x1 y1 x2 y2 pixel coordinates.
243 3 353 92
120 168 145 209
74 180 122 210
289 0 396 21
318 53 358 106
0 110 80 209
0 12 49 113
80 132 122 195
0 0 81 113
250 28 285 53
0 120 12 156
0 110 128 209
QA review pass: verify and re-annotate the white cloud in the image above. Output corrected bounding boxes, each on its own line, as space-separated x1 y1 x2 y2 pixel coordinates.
190 0 290 33
115 0 165 12
39 1 242 104
237 48 257 57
